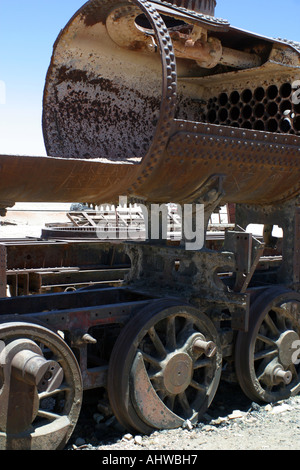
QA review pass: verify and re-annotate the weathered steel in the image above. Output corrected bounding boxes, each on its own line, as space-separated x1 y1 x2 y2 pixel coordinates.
0 322 82 450
235 287 300 403
0 0 298 208
0 239 130 296
0 286 154 394
107 300 222 432
1 0 300 450
41 0 300 206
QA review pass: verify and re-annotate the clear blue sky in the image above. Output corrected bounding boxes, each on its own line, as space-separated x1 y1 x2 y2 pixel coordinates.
0 0 299 156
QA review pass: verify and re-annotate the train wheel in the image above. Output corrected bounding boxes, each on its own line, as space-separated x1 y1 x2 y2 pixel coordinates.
107 300 222 434
235 287 300 403
0 322 82 450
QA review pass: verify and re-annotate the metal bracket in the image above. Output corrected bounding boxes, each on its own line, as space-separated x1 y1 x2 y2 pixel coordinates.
224 228 265 293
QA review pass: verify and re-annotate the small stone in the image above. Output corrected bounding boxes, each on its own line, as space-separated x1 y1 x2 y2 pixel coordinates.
182 419 193 430
151 437 160 445
246 416 258 423
250 402 261 412
123 433 133 441
228 410 246 420
202 425 215 432
271 404 291 414
211 416 227 425
265 404 273 412
134 435 143 445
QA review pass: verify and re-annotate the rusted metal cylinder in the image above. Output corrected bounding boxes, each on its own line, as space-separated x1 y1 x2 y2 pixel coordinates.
193 338 217 357
40 0 300 206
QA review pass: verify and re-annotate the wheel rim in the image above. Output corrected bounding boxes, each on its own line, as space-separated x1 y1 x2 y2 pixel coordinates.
108 300 222 433
0 322 82 450
235 287 300 403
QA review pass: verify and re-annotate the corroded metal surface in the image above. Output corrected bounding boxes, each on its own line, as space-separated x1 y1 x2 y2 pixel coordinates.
107 300 222 433
0 322 82 450
235 287 300 403
0 0 298 208
1 0 300 450
160 0 217 16
0 239 130 296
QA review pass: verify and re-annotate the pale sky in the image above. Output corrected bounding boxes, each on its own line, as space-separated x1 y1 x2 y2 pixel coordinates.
0 0 299 157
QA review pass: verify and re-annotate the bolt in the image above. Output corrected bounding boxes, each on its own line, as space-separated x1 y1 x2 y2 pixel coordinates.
82 333 97 344
193 338 217 358
274 368 292 385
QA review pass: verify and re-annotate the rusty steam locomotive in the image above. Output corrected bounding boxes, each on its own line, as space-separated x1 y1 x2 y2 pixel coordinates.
0 0 300 450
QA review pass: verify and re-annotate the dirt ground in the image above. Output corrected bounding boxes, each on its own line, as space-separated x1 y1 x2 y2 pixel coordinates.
0 203 70 238
70 382 300 451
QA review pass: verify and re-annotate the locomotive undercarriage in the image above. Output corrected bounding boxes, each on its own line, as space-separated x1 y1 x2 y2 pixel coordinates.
0 199 300 449
1 0 300 451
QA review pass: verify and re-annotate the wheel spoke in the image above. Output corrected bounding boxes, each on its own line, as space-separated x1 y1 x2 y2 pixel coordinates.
138 349 161 368
38 383 71 400
263 313 280 337
177 391 193 416
165 316 177 351
271 307 288 330
257 333 277 348
149 372 164 390
190 379 206 393
165 394 176 411
254 348 277 361
148 326 167 359
37 409 62 421
181 318 194 335
194 358 210 369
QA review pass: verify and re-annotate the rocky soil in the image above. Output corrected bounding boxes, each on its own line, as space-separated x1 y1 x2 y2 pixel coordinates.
67 382 300 451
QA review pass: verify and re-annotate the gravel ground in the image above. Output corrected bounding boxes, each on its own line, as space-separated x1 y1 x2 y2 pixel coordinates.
67 382 300 452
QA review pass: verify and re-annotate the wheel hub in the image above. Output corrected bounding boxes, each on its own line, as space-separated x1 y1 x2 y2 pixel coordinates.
163 352 193 395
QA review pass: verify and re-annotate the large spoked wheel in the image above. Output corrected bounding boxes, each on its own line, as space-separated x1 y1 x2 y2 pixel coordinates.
108 300 222 434
0 322 82 450
235 287 300 403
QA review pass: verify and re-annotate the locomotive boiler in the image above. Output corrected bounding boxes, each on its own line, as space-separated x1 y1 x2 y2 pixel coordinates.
0 0 300 450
